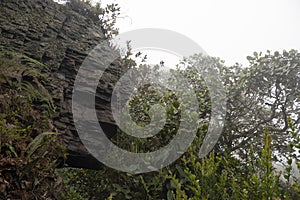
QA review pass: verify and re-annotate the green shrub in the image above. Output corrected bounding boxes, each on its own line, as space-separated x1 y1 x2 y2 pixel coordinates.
0 52 66 199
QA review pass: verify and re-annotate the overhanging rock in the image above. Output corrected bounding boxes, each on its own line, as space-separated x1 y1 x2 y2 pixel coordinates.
0 0 125 169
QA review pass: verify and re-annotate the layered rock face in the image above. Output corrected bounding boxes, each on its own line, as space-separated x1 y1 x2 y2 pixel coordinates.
0 0 123 169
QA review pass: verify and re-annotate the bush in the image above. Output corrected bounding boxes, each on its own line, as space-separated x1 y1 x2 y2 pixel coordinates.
0 51 66 199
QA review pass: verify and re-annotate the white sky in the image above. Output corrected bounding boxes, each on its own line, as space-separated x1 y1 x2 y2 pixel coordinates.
95 0 300 67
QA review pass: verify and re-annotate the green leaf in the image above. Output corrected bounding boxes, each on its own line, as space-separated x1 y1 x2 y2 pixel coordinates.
4 143 18 157
25 132 57 160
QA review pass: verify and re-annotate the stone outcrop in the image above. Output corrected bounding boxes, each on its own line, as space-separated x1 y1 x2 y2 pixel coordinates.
0 0 124 169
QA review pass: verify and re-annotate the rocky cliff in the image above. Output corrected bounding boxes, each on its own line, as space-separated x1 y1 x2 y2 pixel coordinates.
0 0 123 169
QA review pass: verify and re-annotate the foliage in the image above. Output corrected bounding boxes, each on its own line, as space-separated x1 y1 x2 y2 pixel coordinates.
63 124 300 199
62 50 300 199
180 50 300 161
0 52 66 199
2 47 298 199
1 4 300 196
66 0 121 38
282 117 300 198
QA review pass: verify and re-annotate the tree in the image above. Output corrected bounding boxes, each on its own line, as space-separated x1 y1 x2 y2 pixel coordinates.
180 50 300 161
62 50 300 199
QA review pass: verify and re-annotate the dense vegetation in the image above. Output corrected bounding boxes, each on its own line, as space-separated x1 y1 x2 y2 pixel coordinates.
61 50 300 200
0 0 299 199
0 51 66 199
